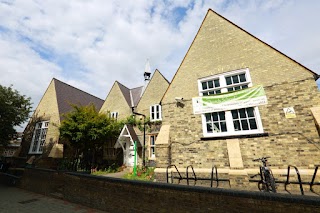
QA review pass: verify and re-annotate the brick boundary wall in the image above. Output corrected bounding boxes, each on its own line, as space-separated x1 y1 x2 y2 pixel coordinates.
3 168 320 212
17 168 66 196
0 172 20 186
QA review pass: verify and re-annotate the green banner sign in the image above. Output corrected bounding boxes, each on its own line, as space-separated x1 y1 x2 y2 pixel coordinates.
192 85 267 114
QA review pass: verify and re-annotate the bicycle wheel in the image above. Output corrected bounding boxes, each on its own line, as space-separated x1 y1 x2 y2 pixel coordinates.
269 176 277 193
257 180 266 192
265 173 277 193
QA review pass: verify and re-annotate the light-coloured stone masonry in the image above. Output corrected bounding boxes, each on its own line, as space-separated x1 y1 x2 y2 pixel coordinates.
20 79 60 159
135 70 170 163
157 9 320 176
160 78 320 170
136 70 169 117
99 82 132 121
162 11 315 104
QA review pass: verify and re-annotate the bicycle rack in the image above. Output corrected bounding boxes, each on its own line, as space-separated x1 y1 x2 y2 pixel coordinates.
209 166 231 188
167 164 319 194
284 165 304 195
186 165 197 186
166 164 230 188
166 165 183 184
309 165 320 193
186 165 231 188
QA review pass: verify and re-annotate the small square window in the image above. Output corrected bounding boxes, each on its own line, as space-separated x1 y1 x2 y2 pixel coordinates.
150 104 162 121
110 112 118 120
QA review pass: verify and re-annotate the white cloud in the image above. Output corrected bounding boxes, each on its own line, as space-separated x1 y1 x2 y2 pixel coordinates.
0 0 320 131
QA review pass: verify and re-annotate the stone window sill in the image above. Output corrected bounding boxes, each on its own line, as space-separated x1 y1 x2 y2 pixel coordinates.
200 133 269 140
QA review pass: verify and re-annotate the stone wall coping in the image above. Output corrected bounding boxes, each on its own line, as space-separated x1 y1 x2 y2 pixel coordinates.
66 171 320 206
25 167 57 172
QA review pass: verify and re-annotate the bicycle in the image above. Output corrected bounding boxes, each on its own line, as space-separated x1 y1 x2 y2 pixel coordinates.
250 157 277 193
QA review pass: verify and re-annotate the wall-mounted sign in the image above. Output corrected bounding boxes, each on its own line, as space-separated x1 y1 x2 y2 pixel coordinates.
283 107 296 118
192 85 268 114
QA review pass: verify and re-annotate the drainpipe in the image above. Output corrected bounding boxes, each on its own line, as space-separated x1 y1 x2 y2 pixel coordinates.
132 111 146 167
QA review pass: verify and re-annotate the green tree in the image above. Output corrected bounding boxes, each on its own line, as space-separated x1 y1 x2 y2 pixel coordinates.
59 104 122 170
0 85 32 146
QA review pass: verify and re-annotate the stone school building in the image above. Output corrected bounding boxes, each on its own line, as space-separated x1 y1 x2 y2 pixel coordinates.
154 9 320 186
19 9 320 188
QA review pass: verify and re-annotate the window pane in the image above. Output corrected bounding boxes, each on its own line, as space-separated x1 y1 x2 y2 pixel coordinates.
226 76 232 85
150 136 155 145
221 122 227 132
233 120 241 131
203 92 209 96
209 91 215 95
239 109 246 118
241 120 249 130
219 111 225 120
207 123 213 133
208 81 213 89
212 112 218 121
227 88 233 92
232 75 239 84
247 107 255 117
231 110 238 119
213 123 220 132
242 85 248 89
249 119 257 129
205 113 211 122
202 82 207 90
239 73 246 82
216 90 221 94
234 86 241 91
214 79 220 87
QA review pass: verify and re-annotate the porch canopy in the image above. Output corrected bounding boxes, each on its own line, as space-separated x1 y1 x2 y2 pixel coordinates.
114 124 141 149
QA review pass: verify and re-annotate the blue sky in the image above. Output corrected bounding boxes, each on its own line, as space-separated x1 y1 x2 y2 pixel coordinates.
0 0 320 130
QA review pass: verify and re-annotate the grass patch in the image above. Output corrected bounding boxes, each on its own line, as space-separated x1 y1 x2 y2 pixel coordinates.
123 166 155 181
91 164 124 176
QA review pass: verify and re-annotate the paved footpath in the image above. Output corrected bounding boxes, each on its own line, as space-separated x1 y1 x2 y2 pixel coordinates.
0 185 107 213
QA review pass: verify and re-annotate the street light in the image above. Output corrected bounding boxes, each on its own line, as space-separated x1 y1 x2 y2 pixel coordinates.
132 111 146 167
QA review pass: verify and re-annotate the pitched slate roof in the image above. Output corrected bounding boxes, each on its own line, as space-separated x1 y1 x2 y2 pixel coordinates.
117 81 132 107
114 124 141 148
54 78 104 117
117 81 143 108
130 86 143 107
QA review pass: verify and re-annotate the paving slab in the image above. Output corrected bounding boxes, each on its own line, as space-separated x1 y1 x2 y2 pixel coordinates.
0 185 107 213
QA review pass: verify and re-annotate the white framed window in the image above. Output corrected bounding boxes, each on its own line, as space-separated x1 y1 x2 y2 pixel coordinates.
149 134 157 158
29 121 49 154
150 104 162 121
110 112 118 120
198 68 263 137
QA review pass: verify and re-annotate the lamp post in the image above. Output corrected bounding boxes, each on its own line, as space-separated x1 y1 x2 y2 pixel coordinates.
132 111 146 167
